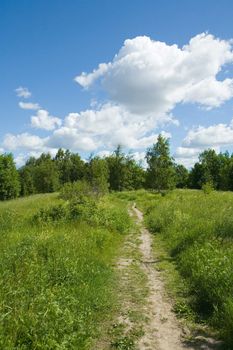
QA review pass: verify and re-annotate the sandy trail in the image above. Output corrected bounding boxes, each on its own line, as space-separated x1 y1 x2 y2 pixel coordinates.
132 204 221 350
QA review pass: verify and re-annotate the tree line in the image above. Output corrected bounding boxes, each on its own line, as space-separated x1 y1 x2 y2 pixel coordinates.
0 135 233 200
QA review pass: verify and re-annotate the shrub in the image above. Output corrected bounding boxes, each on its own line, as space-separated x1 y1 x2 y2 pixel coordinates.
202 181 214 194
32 203 68 223
59 180 93 201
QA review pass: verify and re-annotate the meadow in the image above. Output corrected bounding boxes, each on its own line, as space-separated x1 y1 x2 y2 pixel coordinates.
2 188 233 348
118 189 233 346
0 192 131 349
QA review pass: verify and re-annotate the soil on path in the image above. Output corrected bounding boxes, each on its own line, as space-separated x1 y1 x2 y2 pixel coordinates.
94 203 223 350
132 204 222 350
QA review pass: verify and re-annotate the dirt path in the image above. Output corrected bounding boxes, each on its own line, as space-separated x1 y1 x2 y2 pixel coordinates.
132 204 222 350
95 202 222 350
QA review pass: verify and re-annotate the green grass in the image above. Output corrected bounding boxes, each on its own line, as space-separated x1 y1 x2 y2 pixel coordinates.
120 189 233 347
0 193 131 349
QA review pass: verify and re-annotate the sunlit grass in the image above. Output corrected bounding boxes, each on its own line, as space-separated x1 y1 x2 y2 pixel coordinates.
0 193 130 349
124 189 233 345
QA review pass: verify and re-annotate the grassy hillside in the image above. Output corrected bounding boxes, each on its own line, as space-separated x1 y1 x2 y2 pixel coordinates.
118 189 233 345
0 193 131 349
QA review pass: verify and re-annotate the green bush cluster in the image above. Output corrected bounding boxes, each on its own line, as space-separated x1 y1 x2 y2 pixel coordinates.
59 180 94 202
33 190 131 235
143 190 233 345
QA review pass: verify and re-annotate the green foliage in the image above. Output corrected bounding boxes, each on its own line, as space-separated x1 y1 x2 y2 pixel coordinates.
106 146 126 191
106 146 145 191
0 192 131 349
15 146 145 200
59 180 94 201
32 203 68 223
202 181 214 194
111 336 135 349
199 149 221 189
121 155 145 190
0 153 20 200
33 153 60 193
19 166 35 196
146 134 176 191
40 186 132 235
188 162 204 189
55 148 86 184
139 189 233 345
87 156 109 195
6 142 233 202
189 150 233 191
175 164 188 188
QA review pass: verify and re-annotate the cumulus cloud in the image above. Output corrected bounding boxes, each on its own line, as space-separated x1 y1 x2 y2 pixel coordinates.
6 33 233 163
31 109 62 130
3 133 46 151
175 146 202 158
3 104 170 155
19 102 40 110
183 123 233 148
174 147 201 168
75 63 110 88
175 157 199 169
75 33 233 114
175 119 233 167
15 86 31 98
14 154 28 168
47 104 171 152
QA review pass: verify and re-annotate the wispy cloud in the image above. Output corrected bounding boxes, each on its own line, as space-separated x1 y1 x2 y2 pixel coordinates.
15 86 31 99
19 102 40 110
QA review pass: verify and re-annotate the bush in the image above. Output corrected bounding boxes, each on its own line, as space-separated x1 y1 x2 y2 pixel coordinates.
32 204 68 223
59 180 93 202
32 195 131 236
202 181 214 194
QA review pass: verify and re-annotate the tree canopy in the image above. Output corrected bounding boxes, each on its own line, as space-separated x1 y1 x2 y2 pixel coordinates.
146 135 176 191
2 140 233 201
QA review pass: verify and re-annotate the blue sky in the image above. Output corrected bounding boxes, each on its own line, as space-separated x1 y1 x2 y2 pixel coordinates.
1 0 233 167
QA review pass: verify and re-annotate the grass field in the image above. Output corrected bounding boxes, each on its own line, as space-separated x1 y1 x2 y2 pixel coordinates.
117 189 233 346
0 193 131 349
2 189 233 348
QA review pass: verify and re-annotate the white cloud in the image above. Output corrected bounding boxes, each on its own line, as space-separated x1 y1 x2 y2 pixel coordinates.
97 150 111 158
75 33 233 115
14 154 27 168
14 149 59 168
175 157 199 169
175 119 233 167
31 109 62 131
174 147 201 168
183 78 233 109
15 86 31 99
7 33 233 163
47 104 171 152
175 146 202 158
75 63 110 88
19 102 40 110
3 133 46 151
183 123 233 148
47 127 98 151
